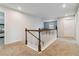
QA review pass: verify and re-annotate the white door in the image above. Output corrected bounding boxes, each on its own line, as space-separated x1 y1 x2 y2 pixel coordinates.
63 18 75 37
57 17 75 38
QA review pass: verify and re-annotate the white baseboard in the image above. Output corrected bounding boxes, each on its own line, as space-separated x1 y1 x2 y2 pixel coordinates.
5 39 22 45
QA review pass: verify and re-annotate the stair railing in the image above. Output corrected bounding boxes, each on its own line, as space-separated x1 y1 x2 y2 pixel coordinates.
25 28 58 52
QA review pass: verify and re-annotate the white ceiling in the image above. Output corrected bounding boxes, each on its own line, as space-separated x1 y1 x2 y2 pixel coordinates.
0 3 79 19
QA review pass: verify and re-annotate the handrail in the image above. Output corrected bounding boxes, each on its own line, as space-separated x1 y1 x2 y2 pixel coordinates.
27 30 39 32
25 28 57 52
28 31 39 40
26 29 55 32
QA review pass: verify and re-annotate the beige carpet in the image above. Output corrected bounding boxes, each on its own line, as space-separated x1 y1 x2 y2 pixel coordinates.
0 39 79 56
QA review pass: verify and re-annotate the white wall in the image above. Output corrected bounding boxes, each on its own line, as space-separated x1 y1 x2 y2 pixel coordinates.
0 6 57 51
57 16 75 38
0 6 43 45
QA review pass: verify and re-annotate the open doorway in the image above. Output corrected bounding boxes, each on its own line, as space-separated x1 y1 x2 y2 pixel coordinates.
0 11 4 48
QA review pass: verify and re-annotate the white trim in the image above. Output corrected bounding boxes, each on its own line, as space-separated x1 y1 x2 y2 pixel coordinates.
3 11 6 45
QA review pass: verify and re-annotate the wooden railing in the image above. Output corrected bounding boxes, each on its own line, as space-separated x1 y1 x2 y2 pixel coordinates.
25 28 58 52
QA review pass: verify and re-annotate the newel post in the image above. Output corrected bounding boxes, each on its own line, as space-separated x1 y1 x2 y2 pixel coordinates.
25 28 27 45
38 28 41 52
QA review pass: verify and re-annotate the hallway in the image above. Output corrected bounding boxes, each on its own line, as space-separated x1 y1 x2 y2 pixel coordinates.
0 3 78 56
0 38 79 56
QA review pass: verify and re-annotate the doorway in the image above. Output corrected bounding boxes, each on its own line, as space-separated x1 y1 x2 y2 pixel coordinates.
0 11 4 48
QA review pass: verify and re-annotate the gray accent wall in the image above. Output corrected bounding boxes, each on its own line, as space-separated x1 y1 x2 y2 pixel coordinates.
44 21 57 29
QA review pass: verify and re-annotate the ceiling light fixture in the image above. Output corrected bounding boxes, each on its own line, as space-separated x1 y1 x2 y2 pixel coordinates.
62 4 66 8
17 6 22 10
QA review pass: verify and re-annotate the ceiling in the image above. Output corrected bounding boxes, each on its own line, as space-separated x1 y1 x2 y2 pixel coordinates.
0 3 79 19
